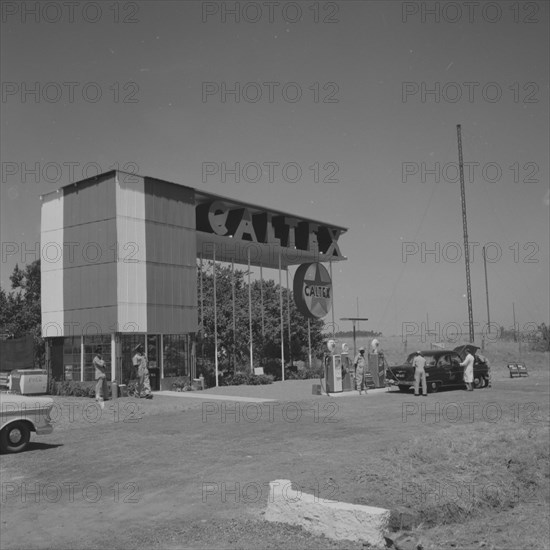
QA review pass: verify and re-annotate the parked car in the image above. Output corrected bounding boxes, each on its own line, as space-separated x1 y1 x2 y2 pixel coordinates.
386 345 490 393
0 393 54 453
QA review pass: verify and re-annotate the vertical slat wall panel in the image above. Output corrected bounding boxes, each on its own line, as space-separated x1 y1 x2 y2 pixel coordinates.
42 172 199 340
143 178 197 334
62 174 118 336
41 193 64 336
115 174 147 333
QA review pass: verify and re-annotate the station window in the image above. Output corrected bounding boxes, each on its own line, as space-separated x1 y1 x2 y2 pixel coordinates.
163 335 188 378
119 334 146 384
62 336 81 381
83 335 111 382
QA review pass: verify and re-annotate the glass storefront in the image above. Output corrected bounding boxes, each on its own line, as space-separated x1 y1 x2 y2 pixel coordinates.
83 335 111 382
119 334 146 385
62 336 80 381
163 334 188 378
55 333 193 385
61 335 112 382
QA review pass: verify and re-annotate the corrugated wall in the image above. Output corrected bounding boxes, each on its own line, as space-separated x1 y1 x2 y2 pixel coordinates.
62 174 118 336
143 177 197 334
42 171 198 337
115 173 148 332
41 192 65 336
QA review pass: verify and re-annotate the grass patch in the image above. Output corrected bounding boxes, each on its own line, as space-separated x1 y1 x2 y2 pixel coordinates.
354 417 549 529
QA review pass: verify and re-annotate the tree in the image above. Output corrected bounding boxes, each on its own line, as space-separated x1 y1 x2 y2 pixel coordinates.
0 260 44 365
196 261 326 375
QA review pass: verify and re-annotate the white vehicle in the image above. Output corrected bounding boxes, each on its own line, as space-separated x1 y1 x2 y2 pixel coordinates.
0 393 54 453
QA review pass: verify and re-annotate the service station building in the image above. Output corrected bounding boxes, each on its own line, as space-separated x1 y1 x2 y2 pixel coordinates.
40 170 346 389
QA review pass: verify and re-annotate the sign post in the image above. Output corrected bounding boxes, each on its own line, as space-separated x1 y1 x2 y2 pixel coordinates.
339 317 369 359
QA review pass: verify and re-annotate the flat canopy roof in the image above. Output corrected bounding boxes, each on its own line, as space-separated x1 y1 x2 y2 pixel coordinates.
193 188 347 234
42 170 348 268
43 170 347 231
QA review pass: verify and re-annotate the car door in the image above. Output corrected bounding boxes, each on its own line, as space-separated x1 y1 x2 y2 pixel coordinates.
423 354 442 388
448 352 464 385
435 354 454 386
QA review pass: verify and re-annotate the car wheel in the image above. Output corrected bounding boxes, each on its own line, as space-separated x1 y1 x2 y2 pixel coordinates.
0 422 31 453
398 385 409 393
473 376 485 389
428 381 440 393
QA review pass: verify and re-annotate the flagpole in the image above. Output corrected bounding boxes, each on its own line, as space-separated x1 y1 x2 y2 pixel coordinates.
213 249 219 387
279 251 285 381
248 248 253 373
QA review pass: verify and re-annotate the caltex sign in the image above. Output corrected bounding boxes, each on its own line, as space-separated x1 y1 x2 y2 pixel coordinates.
293 262 332 319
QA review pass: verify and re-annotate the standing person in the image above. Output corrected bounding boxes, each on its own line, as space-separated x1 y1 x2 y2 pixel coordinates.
353 347 368 395
412 351 427 396
94 346 107 408
460 348 475 391
132 344 153 399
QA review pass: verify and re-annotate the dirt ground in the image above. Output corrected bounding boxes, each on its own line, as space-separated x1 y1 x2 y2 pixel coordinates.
1 367 549 550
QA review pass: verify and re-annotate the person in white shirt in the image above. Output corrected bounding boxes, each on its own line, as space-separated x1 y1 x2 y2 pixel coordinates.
93 347 107 407
132 344 152 399
412 351 427 396
460 350 475 391
353 347 368 395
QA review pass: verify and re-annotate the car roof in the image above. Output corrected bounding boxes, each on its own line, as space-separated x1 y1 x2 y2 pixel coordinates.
406 350 456 359
406 344 480 362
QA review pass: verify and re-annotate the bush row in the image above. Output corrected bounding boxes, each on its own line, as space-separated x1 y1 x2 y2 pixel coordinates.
49 379 96 398
48 362 323 395
225 372 274 385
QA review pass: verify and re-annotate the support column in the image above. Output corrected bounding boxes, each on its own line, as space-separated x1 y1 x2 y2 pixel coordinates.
199 255 204 337
260 264 265 340
248 249 253 373
159 334 164 380
279 251 285 381
190 336 197 380
80 334 84 382
232 260 236 371
213 250 219 387
329 261 335 337
286 267 291 366
111 333 116 382
199 255 204 367
307 318 312 368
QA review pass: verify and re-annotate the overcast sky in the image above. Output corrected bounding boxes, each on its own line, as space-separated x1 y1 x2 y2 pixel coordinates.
1 1 548 338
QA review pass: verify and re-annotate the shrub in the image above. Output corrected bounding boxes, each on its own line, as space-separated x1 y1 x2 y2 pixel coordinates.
171 376 203 391
197 361 228 388
228 372 249 385
285 369 305 380
49 378 95 398
249 374 274 385
170 376 191 391
224 372 274 385
302 362 324 379
284 362 324 380
262 359 284 380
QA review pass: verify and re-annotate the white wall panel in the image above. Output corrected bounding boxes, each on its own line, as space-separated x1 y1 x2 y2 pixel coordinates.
116 174 147 332
41 194 64 335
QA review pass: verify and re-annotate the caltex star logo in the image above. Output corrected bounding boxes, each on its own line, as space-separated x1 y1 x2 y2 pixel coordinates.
300 263 332 318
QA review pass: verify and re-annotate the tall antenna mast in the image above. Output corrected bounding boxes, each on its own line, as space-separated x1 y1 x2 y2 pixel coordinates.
457 124 475 343
483 246 491 333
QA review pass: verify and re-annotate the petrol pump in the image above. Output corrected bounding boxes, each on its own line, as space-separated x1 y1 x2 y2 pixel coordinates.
341 342 353 390
324 339 343 393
